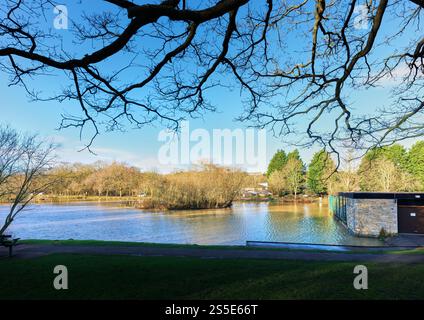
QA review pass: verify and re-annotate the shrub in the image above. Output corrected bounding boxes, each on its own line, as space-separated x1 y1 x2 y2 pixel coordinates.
142 164 247 210
378 228 390 240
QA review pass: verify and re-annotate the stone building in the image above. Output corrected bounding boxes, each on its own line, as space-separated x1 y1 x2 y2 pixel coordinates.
332 192 424 237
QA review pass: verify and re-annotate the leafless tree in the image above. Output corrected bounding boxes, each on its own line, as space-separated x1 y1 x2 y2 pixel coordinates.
245 0 424 166
283 157 304 199
0 125 56 235
359 157 418 191
268 169 286 196
0 0 423 165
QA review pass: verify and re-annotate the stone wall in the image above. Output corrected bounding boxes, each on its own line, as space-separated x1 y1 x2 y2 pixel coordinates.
346 198 397 237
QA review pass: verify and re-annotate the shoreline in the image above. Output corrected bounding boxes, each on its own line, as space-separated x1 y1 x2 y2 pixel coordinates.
1 195 324 206
9 238 424 256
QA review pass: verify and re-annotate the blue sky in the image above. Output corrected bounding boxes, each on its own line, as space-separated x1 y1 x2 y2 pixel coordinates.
0 1 421 172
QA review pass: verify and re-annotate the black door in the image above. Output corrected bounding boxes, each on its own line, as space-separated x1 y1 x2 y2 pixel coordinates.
398 206 424 234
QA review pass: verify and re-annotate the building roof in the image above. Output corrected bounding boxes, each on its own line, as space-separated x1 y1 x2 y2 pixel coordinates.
338 192 424 200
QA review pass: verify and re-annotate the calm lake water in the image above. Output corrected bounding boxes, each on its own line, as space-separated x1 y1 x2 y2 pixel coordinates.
0 201 383 246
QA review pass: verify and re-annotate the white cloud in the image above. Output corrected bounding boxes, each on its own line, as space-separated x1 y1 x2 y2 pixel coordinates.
372 64 412 87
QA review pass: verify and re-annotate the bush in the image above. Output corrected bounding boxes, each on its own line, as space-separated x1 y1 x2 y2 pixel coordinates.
378 228 390 240
141 164 247 210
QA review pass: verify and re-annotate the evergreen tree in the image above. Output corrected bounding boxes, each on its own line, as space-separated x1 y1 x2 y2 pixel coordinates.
407 141 424 190
382 144 408 170
266 150 287 177
287 149 301 161
307 150 335 195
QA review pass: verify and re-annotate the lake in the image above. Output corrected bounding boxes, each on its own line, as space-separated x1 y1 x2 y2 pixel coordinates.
0 201 383 246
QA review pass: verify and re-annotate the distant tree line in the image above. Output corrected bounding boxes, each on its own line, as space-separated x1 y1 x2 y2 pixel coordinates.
267 142 424 197
43 162 145 197
3 122 423 215
38 141 424 202
38 162 247 210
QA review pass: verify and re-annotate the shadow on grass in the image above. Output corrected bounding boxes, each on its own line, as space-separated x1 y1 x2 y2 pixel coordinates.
0 254 423 299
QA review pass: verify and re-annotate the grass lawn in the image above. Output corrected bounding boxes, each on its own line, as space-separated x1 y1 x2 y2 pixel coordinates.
387 248 424 255
1 253 424 299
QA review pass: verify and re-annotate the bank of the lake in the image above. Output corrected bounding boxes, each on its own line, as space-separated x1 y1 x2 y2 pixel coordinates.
16 194 320 205
15 239 424 255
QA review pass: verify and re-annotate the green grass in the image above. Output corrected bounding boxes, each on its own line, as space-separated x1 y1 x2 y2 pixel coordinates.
387 247 424 255
0 253 424 299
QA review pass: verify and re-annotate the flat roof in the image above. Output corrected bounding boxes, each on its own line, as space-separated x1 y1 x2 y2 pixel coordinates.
338 192 424 200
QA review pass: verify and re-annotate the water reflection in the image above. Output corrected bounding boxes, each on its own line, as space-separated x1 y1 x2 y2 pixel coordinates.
0 201 382 246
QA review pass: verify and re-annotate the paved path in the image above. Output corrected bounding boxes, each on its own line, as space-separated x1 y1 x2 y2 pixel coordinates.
1 244 424 263
385 234 424 246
